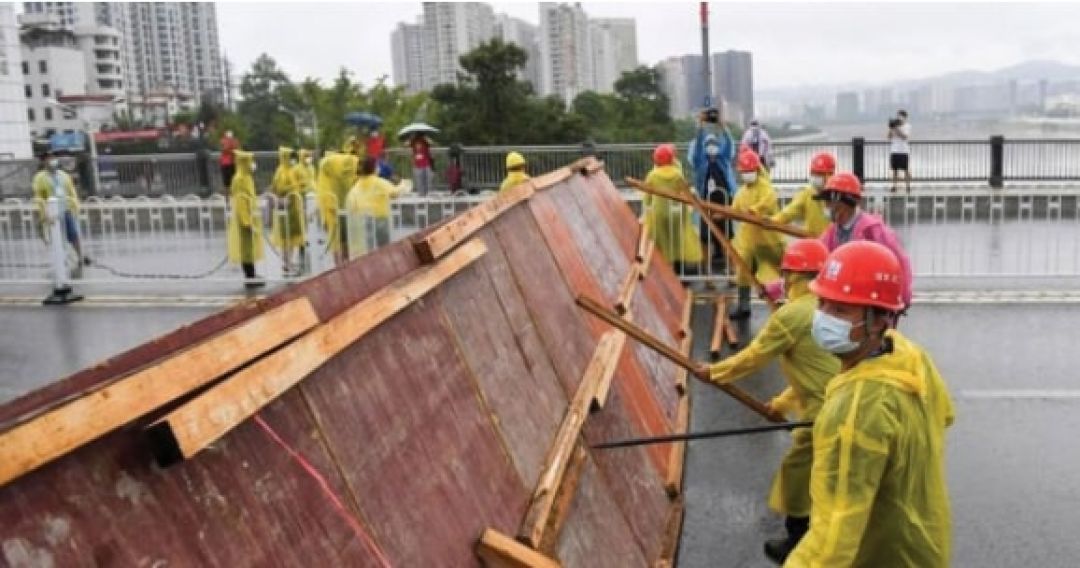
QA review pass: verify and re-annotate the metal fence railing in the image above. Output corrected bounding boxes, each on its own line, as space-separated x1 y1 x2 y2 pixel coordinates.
4 188 1080 288
5 138 1080 201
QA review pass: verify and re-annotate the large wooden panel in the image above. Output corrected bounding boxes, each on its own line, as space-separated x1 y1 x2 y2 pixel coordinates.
298 296 527 567
436 230 568 487
553 455 648 567
0 390 381 566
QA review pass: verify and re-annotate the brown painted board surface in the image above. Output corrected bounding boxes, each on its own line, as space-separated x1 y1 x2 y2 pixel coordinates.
436 229 568 487
297 294 527 567
0 389 382 566
553 454 649 567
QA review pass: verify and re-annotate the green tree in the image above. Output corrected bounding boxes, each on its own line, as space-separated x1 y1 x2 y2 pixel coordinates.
237 54 295 149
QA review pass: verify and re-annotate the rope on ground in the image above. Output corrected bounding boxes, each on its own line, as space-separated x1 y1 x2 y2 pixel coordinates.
253 414 393 567
88 255 230 280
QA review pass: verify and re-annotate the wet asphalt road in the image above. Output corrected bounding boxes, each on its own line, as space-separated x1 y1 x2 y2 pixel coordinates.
1 297 1077 567
677 299 1080 567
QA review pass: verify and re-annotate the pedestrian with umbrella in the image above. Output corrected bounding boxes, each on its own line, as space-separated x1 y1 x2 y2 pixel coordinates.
399 122 438 196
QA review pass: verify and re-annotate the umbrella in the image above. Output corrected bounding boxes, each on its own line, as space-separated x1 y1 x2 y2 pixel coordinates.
397 122 439 140
344 111 383 128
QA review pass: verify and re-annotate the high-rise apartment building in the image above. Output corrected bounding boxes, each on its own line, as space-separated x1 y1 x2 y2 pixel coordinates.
538 2 592 102
0 4 32 158
712 50 753 125
658 54 705 119
391 19 425 94
421 2 496 90
495 14 540 90
588 18 636 93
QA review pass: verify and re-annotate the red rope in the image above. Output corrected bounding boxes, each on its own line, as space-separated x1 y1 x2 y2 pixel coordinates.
254 414 393 567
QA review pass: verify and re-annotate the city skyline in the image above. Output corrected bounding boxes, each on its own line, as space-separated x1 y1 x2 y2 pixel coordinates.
216 2 1080 92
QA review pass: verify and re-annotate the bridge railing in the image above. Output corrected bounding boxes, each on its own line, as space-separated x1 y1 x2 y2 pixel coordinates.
3 188 1080 286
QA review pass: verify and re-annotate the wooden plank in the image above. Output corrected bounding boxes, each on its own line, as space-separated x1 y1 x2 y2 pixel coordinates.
0 297 319 488
614 264 641 315
635 219 650 262
576 295 776 421
537 443 588 556
590 322 630 411
637 241 655 280
146 239 487 466
414 181 534 263
518 335 608 548
724 306 739 346
655 499 686 567
625 176 813 238
674 334 692 396
677 290 694 340
664 394 691 498
476 529 561 568
709 295 727 361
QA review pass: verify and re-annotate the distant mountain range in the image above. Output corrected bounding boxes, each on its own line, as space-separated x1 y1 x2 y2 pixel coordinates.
759 59 1080 103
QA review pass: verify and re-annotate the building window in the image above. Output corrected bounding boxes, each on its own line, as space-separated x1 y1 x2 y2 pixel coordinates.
41 84 50 97
24 85 32 98
39 60 47 74
27 109 35 122
22 61 28 75
44 108 53 120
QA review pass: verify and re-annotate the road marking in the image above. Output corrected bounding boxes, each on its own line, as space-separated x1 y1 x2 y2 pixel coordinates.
958 389 1080 400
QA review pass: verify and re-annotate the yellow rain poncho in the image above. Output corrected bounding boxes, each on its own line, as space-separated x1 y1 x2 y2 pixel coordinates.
786 330 955 568
315 152 359 252
295 149 316 193
270 147 305 249
642 164 703 264
344 173 404 258
32 168 79 233
707 275 840 516
732 168 784 285
227 151 263 264
499 170 531 192
774 184 830 238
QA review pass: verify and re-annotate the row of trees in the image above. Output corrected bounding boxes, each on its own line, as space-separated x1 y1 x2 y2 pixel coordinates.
188 39 716 151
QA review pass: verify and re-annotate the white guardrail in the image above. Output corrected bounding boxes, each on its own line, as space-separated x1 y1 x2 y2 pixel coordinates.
1 188 1080 287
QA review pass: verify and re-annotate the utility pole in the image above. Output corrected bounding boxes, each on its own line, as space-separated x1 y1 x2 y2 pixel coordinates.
223 55 234 112
700 2 712 110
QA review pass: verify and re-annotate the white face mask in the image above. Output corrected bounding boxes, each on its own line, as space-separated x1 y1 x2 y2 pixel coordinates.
810 175 826 189
250 163 257 173
811 309 863 354
47 159 59 170
740 172 757 185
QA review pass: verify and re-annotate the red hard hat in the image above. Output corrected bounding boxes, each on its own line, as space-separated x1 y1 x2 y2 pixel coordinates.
823 172 862 198
739 142 751 154
781 239 829 273
653 143 676 166
736 150 761 172
809 152 837 175
810 241 904 311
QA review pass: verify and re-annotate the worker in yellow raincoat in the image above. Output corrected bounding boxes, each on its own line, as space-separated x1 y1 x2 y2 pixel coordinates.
500 151 530 192
698 238 840 564
641 143 703 272
784 240 954 567
32 153 85 267
345 157 405 259
227 150 264 287
295 148 316 193
270 147 305 276
316 151 359 265
774 152 834 238
731 149 784 319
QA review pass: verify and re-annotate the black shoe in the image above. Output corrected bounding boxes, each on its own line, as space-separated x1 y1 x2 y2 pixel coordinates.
763 537 795 565
729 307 751 320
244 278 266 289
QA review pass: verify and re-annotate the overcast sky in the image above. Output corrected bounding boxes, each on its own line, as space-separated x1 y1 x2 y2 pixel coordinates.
217 1 1080 92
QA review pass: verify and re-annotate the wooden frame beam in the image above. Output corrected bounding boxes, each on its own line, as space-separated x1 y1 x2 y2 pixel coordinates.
476 528 561 568
145 240 487 467
0 298 319 487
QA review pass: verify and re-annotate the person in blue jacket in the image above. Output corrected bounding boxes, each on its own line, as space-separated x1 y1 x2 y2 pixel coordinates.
688 107 738 266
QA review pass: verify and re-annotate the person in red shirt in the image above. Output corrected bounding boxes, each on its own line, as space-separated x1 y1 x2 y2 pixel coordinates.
409 134 433 196
365 128 385 161
219 130 239 188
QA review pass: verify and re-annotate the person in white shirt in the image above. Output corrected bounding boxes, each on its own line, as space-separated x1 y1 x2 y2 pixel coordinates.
887 110 911 193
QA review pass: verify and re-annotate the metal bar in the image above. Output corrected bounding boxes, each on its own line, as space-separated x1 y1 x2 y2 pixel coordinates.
593 420 814 449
